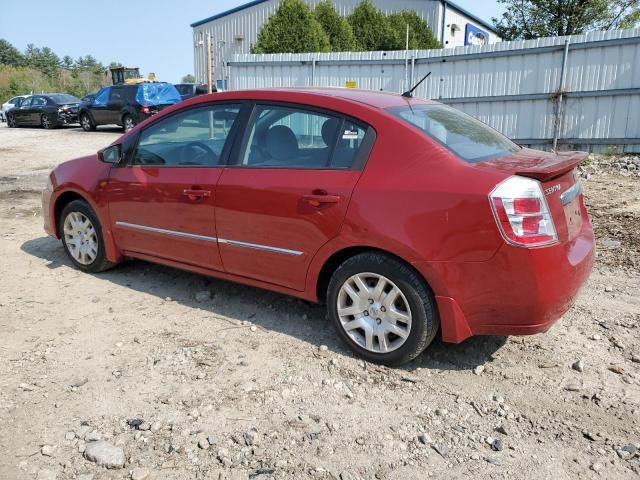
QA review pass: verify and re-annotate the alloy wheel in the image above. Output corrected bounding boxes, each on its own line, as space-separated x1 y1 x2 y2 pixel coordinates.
7 115 16 128
42 114 51 129
124 116 135 132
63 211 98 265
336 272 412 354
81 115 91 131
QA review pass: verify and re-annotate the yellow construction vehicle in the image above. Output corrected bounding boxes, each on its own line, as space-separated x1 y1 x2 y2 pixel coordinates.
109 67 157 85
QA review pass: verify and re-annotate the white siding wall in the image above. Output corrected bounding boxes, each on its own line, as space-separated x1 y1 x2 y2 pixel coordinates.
439 5 497 48
228 28 640 152
192 0 495 84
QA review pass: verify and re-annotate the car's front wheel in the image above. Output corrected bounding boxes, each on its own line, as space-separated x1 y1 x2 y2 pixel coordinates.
80 113 96 132
327 252 439 366
7 114 16 128
59 200 115 273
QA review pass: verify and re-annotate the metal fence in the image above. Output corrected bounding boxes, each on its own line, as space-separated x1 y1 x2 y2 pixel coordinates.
227 28 640 152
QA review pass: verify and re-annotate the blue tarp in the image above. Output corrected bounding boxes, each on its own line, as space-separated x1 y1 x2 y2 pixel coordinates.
136 83 181 106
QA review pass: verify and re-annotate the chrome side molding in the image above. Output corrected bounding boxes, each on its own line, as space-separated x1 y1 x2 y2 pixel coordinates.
115 221 304 256
218 238 303 256
115 221 218 242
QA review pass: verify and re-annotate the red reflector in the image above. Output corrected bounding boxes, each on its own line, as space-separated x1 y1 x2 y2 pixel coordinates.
513 197 540 214
521 215 543 234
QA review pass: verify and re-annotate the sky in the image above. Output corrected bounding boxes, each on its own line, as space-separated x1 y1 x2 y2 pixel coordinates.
1 0 505 84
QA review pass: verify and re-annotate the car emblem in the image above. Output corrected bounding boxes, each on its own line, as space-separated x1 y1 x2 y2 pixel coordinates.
544 184 561 195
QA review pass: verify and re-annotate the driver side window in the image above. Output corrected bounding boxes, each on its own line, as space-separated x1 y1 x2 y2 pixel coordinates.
132 104 241 167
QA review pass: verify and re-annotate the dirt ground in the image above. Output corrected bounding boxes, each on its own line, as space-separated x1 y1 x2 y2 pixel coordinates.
0 124 638 480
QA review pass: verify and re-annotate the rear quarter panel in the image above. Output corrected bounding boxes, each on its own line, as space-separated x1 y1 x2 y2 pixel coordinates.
343 116 506 263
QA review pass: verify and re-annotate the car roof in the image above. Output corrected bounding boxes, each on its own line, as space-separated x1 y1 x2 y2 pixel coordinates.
207 88 437 110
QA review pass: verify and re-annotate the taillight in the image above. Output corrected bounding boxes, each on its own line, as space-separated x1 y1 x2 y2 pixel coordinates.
489 176 558 247
140 106 150 114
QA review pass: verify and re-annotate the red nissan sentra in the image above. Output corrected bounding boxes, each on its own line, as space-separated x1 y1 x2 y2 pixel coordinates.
42 88 595 365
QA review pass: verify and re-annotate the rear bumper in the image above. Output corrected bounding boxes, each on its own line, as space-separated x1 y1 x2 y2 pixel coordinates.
56 112 78 125
414 217 595 343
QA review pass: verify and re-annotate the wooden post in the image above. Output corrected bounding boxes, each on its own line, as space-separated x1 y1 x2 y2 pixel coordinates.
206 33 213 94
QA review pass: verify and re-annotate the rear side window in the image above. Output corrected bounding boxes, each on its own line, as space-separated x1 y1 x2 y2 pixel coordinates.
239 104 367 169
389 104 519 163
136 83 181 106
32 97 47 107
132 104 241 167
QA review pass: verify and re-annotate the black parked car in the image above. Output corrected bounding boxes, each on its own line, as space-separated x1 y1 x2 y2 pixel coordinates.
6 94 80 129
78 83 181 132
174 83 211 101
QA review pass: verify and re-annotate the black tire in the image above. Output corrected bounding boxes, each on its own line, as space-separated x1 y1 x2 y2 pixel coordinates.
80 113 96 132
59 200 115 273
41 114 54 129
122 114 135 132
7 114 16 128
327 252 439 366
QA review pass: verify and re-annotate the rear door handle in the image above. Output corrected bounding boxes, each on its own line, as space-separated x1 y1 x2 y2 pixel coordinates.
302 194 341 206
183 189 211 200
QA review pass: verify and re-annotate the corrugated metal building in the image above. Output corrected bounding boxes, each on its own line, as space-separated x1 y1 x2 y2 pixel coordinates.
228 28 640 152
191 0 501 86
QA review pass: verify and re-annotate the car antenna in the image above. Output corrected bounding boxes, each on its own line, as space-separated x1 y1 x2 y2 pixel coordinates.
401 72 431 98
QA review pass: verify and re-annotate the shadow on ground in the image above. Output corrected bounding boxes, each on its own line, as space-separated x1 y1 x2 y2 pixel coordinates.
21 235 507 372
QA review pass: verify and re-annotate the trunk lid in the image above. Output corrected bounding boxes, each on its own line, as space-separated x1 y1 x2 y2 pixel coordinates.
479 148 589 182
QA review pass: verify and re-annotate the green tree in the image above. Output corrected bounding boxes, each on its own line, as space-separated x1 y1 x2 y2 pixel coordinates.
494 0 640 40
253 0 330 53
181 74 196 83
61 56 74 70
74 55 104 75
348 0 396 51
314 1 356 51
24 44 60 77
387 11 441 49
0 39 24 67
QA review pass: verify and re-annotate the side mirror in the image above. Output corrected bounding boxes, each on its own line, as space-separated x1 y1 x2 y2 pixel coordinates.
98 144 121 164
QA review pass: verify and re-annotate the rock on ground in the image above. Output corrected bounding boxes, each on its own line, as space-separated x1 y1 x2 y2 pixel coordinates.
83 441 125 469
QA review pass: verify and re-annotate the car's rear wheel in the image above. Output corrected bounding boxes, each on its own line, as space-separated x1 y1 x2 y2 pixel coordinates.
122 114 135 132
41 114 54 129
59 200 115 273
80 113 96 132
327 252 439 366
7 114 16 128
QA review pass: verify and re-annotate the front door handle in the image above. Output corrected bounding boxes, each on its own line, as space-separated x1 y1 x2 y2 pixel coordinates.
183 189 211 201
302 194 341 207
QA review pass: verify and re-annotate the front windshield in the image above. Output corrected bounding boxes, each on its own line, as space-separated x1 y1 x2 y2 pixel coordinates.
48 94 80 104
389 104 519 163
136 83 181 106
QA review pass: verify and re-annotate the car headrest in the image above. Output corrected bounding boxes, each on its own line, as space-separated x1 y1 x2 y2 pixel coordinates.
266 125 298 161
321 118 341 147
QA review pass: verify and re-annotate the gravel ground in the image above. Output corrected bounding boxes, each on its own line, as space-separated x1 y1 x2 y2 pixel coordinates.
0 125 638 480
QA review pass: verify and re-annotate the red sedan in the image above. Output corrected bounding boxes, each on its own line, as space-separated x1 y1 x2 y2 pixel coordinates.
42 89 595 365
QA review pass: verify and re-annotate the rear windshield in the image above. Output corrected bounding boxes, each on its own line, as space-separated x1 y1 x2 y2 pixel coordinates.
136 83 181 106
48 94 80 104
388 104 519 163
174 84 194 96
